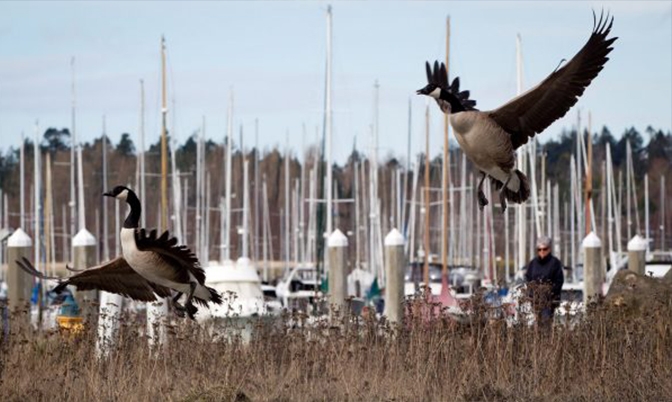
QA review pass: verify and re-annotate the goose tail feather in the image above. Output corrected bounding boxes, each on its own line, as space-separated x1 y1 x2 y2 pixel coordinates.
492 169 530 204
208 287 223 305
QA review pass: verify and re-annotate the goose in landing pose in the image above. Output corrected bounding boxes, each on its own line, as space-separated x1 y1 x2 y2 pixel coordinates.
417 12 617 212
17 185 222 319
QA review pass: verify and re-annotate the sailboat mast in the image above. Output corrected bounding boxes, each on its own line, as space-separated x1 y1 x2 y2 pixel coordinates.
262 176 270 281
626 140 632 241
139 79 146 228
570 157 576 273
354 161 360 269
77 144 85 231
196 119 203 260
585 111 592 235
515 33 527 271
371 82 380 277
254 119 260 262
34 121 41 272
70 57 77 257
160 36 169 233
423 104 431 286
325 5 333 235
242 159 250 258
576 110 583 244
45 153 52 275
606 145 614 262
170 96 183 242
284 133 290 271
441 15 451 275
402 98 412 233
20 132 25 229
114 197 120 256
645 174 650 253
102 116 109 261
225 92 234 261
661 176 666 252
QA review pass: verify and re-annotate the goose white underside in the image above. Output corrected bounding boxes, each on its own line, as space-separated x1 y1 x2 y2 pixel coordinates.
120 228 211 300
483 165 521 193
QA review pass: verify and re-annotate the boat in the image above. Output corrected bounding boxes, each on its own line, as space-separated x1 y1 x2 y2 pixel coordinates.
404 261 480 298
195 258 277 321
275 263 320 311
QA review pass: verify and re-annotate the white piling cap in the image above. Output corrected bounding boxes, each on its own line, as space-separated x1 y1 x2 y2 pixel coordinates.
327 229 348 247
7 228 32 248
384 228 405 246
73 228 96 246
627 234 647 251
582 231 602 249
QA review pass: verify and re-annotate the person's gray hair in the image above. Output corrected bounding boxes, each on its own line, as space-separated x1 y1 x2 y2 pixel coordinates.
536 236 552 248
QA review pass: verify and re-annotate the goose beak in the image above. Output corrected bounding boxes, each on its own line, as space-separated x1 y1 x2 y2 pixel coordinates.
103 192 114 198
417 86 430 95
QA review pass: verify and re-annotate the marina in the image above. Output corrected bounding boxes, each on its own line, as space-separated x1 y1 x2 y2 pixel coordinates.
0 2 670 401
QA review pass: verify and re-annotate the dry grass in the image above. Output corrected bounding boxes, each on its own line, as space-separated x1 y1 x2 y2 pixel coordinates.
1 295 671 402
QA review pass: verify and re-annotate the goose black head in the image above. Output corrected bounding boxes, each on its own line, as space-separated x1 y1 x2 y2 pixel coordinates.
103 185 134 202
416 82 441 98
417 60 478 113
417 60 448 98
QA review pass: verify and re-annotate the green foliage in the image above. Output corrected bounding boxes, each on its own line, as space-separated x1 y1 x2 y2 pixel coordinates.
646 126 672 162
42 127 70 154
116 133 135 156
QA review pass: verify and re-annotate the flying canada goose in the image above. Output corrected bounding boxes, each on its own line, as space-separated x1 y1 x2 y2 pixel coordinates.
17 185 222 319
417 12 617 212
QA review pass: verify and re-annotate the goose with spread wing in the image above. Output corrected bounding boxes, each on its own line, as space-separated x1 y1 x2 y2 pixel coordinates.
417 12 617 212
17 185 222 319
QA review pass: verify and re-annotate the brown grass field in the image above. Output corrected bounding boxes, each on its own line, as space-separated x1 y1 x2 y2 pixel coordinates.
0 295 670 402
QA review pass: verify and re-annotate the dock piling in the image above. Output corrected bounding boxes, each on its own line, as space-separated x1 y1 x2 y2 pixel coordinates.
384 228 406 324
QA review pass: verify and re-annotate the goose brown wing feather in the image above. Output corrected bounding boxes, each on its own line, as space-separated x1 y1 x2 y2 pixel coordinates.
17 256 166 302
488 12 617 149
134 229 206 284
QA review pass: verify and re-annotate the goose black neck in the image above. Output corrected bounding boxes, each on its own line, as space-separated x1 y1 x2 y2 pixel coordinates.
123 191 142 229
440 89 466 113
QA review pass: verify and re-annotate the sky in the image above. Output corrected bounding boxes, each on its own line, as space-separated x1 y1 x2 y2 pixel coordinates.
1 1 670 165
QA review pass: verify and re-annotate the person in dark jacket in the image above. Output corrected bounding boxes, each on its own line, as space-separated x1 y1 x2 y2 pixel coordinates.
525 236 564 325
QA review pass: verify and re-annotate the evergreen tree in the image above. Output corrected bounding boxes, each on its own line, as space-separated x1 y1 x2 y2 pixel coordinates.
116 133 136 156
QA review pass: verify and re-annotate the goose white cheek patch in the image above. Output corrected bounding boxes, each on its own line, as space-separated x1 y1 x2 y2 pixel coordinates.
117 189 129 201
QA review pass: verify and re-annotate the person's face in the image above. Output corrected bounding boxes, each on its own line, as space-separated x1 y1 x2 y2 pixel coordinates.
537 245 550 257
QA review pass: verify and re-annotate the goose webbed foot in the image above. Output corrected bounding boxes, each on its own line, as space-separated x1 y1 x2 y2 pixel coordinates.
478 191 489 210
181 282 198 320
174 304 186 318
477 171 489 211
171 292 187 317
172 301 197 319
499 174 512 214
185 302 198 320
499 191 508 213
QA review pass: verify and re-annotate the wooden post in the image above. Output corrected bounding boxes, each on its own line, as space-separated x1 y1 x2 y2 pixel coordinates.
73 229 98 326
384 228 406 324
627 234 646 276
7 229 33 331
96 291 123 358
582 231 602 305
327 229 348 315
